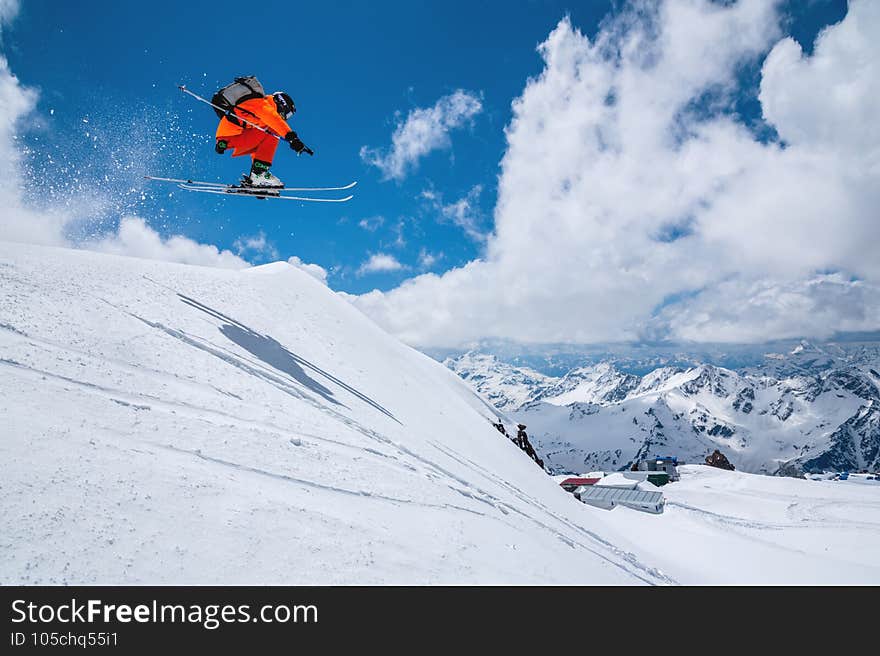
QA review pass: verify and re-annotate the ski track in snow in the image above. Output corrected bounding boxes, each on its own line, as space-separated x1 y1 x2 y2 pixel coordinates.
429 441 678 585
666 501 787 531
159 444 491 517
0 353 410 471
1 353 481 503
2 330 659 583
3 350 670 584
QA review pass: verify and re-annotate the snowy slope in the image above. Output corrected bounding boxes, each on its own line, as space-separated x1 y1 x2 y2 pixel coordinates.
3 242 878 585
445 353 880 475
596 465 880 584
0 240 674 585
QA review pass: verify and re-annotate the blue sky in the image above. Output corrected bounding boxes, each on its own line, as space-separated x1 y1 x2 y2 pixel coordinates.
4 0 847 297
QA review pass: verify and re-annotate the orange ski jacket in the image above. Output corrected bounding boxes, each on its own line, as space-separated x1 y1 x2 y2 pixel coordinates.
215 96 292 140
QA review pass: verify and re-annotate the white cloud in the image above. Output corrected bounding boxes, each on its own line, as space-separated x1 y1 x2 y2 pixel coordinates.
391 218 407 248
89 217 249 269
354 0 880 347
287 256 328 284
0 0 19 35
418 248 443 269
358 215 385 232
357 253 406 276
233 231 279 262
0 53 42 232
760 8 880 154
422 185 487 242
651 274 880 343
360 90 483 181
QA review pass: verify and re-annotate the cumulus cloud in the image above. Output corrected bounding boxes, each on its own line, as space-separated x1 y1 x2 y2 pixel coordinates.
354 0 880 347
360 90 483 181
357 253 406 276
90 217 248 269
287 256 328 284
652 273 880 343
0 52 45 236
760 10 880 154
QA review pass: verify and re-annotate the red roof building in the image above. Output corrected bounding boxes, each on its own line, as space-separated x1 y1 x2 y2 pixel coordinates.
559 477 601 492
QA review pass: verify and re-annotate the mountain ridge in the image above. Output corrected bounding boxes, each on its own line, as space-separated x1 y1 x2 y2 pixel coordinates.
444 346 880 476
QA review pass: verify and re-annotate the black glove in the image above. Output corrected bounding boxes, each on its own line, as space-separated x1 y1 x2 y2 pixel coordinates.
285 131 313 156
215 139 228 154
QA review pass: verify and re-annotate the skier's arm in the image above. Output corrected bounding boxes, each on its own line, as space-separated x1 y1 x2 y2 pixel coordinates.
255 100 293 139
253 97 313 155
284 131 313 155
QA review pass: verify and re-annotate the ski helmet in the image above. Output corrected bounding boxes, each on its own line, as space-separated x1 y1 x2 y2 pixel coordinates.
272 91 296 119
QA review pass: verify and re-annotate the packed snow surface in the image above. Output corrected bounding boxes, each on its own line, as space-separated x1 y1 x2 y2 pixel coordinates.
601 465 880 584
2 241 879 584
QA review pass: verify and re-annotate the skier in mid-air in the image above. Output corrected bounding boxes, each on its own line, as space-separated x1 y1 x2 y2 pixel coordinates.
147 77 354 202
212 79 313 189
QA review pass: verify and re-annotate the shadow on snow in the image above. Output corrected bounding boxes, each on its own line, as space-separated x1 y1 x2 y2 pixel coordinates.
177 294 399 423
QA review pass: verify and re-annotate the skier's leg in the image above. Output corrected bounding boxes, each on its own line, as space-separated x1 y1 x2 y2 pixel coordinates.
225 129 262 157
252 133 279 165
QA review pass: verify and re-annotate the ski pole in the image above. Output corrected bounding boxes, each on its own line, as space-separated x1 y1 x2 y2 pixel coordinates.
178 84 282 140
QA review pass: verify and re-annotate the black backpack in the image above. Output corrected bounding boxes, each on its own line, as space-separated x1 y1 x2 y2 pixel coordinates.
211 76 265 126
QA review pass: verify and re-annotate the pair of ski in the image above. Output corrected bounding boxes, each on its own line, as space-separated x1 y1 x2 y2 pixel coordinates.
145 176 356 202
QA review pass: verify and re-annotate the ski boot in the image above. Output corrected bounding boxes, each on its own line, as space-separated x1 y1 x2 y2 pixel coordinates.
242 160 284 190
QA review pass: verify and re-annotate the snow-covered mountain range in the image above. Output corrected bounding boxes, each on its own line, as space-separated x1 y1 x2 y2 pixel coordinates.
445 345 880 476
